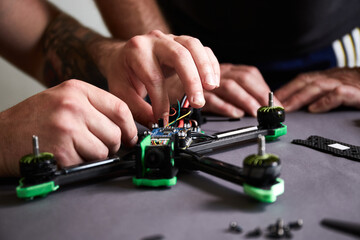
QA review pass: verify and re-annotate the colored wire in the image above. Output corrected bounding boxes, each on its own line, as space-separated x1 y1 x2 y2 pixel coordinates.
167 109 192 127
183 99 190 108
180 95 188 107
178 99 190 127
169 107 177 117
166 100 181 127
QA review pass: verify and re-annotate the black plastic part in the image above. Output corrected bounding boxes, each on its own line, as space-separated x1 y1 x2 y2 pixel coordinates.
55 157 135 186
178 150 246 186
191 108 204 126
246 227 262 238
242 155 281 188
20 156 57 184
136 145 178 180
257 107 285 129
321 218 360 237
229 222 243 233
158 118 164 128
188 128 270 154
292 135 360 161
21 156 135 189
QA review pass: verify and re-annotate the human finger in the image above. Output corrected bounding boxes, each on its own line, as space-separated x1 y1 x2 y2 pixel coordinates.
123 35 170 124
308 85 360 112
122 87 155 128
175 35 219 89
221 65 278 106
152 33 205 108
281 78 340 112
275 72 319 102
202 91 244 117
73 125 109 162
85 104 122 154
75 80 138 146
205 47 221 87
52 143 84 167
213 78 261 116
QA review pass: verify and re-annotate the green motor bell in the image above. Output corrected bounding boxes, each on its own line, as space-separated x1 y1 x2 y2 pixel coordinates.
242 135 281 187
257 92 285 129
19 136 57 184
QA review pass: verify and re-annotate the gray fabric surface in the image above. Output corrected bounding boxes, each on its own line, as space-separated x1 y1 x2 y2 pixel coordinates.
0 110 359 240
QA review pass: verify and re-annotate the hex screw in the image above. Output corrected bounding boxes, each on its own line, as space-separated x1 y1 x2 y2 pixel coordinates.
228 221 242 233
245 227 262 238
288 219 303 230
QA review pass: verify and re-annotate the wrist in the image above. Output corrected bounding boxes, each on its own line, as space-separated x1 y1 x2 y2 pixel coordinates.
87 37 126 80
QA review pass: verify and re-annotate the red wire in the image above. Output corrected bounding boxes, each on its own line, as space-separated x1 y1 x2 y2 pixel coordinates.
183 99 190 108
169 107 177 116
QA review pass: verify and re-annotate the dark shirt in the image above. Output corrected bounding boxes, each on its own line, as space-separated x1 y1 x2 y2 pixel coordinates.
158 0 360 63
158 0 360 88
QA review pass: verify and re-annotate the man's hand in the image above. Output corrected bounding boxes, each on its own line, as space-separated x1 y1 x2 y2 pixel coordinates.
0 80 138 176
101 30 220 127
275 67 360 112
202 64 282 117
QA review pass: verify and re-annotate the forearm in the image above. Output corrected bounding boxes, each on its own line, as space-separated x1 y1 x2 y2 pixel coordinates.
42 12 121 89
0 0 58 80
95 0 170 39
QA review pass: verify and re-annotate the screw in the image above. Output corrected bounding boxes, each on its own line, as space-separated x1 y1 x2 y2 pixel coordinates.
32 135 40 157
257 135 266 156
228 221 242 233
141 234 165 240
266 219 285 239
284 225 293 239
269 92 274 107
246 227 262 238
288 219 303 230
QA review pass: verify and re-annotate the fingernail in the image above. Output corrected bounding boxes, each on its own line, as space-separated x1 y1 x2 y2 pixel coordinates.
308 104 320 113
232 109 244 118
130 135 138 146
215 73 220 87
205 74 216 86
161 112 169 125
191 92 205 106
282 101 291 111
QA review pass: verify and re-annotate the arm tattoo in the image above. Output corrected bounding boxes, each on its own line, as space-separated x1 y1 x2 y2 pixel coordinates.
43 14 108 90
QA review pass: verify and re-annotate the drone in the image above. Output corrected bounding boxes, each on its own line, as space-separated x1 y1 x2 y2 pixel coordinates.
16 92 287 203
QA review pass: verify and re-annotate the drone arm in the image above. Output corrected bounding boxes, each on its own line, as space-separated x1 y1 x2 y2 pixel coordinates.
178 150 245 186
56 157 135 186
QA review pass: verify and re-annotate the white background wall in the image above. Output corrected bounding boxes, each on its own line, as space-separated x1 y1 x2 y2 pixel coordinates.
0 0 110 111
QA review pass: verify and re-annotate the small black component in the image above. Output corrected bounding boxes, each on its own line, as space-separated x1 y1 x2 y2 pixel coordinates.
140 145 177 179
283 225 293 239
228 221 243 233
19 136 57 184
158 118 164 128
257 92 285 129
176 131 187 149
141 234 165 240
266 218 286 239
265 218 302 239
321 218 360 237
20 155 57 184
257 107 285 129
288 219 303 230
245 227 262 238
242 136 281 187
292 135 360 161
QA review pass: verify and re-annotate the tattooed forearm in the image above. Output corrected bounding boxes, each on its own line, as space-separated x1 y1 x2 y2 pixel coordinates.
43 13 108 89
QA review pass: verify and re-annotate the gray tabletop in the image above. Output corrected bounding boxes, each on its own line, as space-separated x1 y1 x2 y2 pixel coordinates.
1 110 359 240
